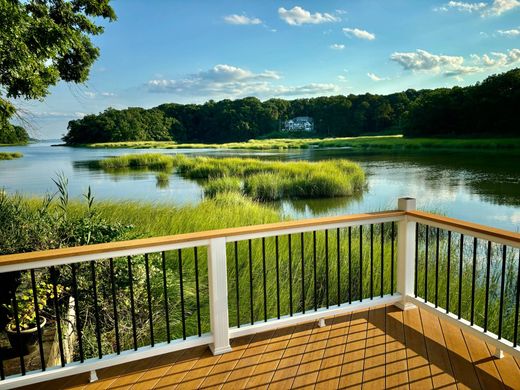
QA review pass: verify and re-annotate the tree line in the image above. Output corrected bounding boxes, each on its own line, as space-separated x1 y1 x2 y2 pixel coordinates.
63 68 519 144
0 123 30 144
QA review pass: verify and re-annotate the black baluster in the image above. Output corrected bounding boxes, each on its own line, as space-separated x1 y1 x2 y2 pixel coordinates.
162 252 171 341
235 241 240 327
30 269 45 370
276 236 280 319
513 249 520 347
249 240 254 324
194 248 201 337
498 245 507 339
359 225 363 302
414 223 419 298
391 222 395 296
89 262 102 359
348 226 352 304
71 263 84 362
337 228 341 305
370 224 373 300
288 235 293 316
484 241 491 332
325 230 329 309
144 254 154 346
470 237 477 326
262 238 267 322
109 259 120 354
424 225 429 302
301 233 305 313
178 249 186 339
446 231 452 314
458 235 464 320
435 228 440 308
127 256 138 350
380 223 384 298
313 231 317 311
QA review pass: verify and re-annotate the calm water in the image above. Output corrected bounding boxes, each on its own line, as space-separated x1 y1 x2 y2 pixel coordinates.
1 142 519 231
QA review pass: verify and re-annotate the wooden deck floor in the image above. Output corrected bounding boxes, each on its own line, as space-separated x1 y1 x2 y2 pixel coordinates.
21 305 520 389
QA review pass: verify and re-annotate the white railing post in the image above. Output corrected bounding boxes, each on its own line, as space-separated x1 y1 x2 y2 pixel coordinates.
207 237 232 355
396 197 417 310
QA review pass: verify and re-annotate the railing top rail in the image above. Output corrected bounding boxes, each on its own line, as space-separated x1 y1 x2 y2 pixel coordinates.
407 210 520 245
0 210 404 269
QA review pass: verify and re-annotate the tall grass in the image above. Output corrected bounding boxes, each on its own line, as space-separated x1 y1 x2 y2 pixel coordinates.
0 152 23 160
85 135 520 152
94 154 366 201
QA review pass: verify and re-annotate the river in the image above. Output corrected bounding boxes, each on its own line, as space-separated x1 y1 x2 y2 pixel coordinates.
1 142 519 231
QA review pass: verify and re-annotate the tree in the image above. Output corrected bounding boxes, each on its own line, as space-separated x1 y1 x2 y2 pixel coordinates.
0 0 116 135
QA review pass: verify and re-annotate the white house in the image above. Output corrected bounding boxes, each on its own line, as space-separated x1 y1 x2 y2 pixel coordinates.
283 116 314 132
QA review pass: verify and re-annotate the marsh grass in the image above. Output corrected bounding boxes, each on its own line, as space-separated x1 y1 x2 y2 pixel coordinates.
94 154 366 201
85 135 520 152
155 172 170 188
0 152 23 160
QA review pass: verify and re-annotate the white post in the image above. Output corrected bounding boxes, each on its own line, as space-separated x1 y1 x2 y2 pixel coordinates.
207 237 232 355
395 197 417 311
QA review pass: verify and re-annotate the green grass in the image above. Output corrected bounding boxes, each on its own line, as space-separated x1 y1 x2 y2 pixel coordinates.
94 154 366 201
0 152 23 160
83 135 520 152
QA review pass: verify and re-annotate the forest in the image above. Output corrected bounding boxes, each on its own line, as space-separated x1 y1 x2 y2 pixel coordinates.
0 123 29 144
62 68 520 145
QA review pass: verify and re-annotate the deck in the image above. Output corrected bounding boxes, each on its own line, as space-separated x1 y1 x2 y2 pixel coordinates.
20 305 520 390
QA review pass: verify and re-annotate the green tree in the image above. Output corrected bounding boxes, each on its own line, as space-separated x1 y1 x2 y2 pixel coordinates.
0 0 116 136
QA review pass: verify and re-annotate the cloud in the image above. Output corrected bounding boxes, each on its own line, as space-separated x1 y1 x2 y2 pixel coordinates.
391 48 520 77
84 91 96 98
278 6 339 26
482 0 520 16
329 43 345 50
343 28 375 40
337 75 347 82
434 1 487 12
435 0 520 16
100 92 116 97
147 64 340 98
497 27 520 36
223 14 262 25
367 72 386 81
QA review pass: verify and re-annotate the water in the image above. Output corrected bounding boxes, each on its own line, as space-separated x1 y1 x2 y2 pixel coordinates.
1 142 519 231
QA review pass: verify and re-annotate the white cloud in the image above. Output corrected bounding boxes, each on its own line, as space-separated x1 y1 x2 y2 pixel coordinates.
278 6 339 26
367 72 386 81
329 43 345 50
148 64 340 98
435 1 487 12
482 0 520 16
84 91 96 98
101 92 116 97
337 75 347 81
391 48 520 77
223 14 262 25
435 0 520 16
343 28 375 40
497 27 520 36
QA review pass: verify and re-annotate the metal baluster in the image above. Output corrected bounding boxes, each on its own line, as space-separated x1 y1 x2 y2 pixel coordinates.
301 233 305 313
514 249 520 347
313 231 317 311
498 245 507 339
325 230 329 309
194 248 201 337
249 240 254 324
414 223 419 298
235 241 240 327
275 236 280 319
348 226 352 304
425 225 429 302
109 259 120 354
470 238 477 326
380 223 384 298
359 225 363 302
391 222 395 296
337 228 341 305
71 263 84 362
435 228 440 308
446 232 452 314
288 235 293 316
370 224 374 300
262 238 267 322
458 235 464 320
89 262 102 359
144 254 154 346
162 252 171 341
127 256 138 350
30 269 45 370
484 241 491 332
178 249 186 339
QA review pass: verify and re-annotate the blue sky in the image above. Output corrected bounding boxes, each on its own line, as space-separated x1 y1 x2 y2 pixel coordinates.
18 0 520 138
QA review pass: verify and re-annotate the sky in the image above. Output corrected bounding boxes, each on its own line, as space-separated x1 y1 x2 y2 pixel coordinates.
16 0 520 139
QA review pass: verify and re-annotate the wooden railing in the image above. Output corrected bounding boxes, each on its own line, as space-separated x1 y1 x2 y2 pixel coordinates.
0 198 518 389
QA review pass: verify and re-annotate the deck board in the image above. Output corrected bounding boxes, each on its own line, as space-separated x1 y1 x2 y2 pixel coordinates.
17 306 520 390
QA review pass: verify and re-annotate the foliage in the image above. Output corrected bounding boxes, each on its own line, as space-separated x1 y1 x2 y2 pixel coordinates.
93 154 366 201
403 68 520 137
3 279 66 330
0 124 29 145
0 0 116 132
0 152 23 160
